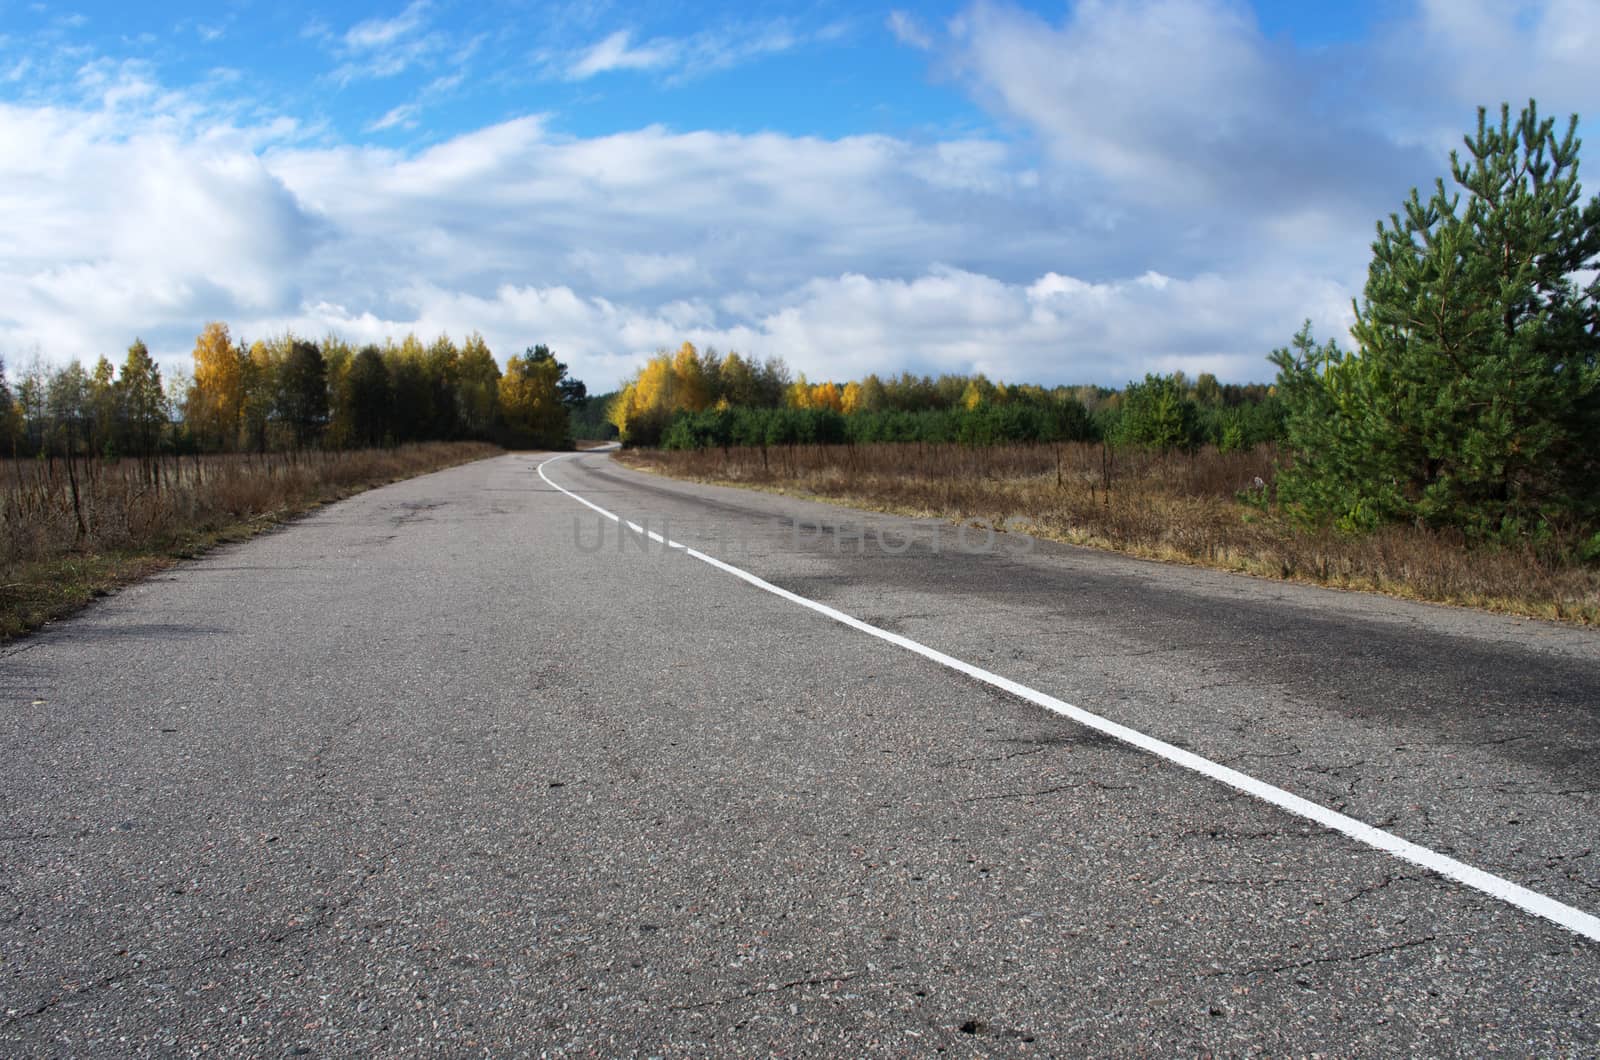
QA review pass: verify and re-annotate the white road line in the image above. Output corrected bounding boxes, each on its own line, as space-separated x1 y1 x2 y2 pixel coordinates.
537 451 1600 945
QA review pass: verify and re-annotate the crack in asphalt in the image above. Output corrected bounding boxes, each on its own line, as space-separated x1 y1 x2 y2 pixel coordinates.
1222 745 1304 766
1298 760 1369 776
1456 734 1535 748
935 746 1050 768
1342 873 1422 904
961 780 1133 803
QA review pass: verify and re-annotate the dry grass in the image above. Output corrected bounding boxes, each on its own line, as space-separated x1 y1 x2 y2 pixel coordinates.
619 442 1600 623
1 442 499 638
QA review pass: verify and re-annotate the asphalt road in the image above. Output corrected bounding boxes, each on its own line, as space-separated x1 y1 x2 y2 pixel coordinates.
2 449 1597 1056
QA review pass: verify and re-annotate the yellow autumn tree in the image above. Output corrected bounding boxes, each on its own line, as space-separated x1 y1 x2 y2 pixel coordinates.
671 342 712 412
785 375 846 412
456 332 501 439
499 349 568 448
241 337 281 452
610 344 713 445
609 359 664 445
319 335 357 447
809 381 843 412
840 381 865 414
786 373 812 409
190 321 244 450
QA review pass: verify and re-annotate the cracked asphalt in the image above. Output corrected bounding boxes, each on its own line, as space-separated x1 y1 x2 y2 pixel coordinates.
2 450 1597 1055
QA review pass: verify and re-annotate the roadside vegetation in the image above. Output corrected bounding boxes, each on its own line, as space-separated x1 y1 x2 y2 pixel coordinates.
0 443 496 637
0 323 590 637
615 101 1600 622
619 441 1600 620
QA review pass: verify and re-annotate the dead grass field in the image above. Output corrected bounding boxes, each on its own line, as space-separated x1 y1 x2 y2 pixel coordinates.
619 442 1600 623
1 442 499 637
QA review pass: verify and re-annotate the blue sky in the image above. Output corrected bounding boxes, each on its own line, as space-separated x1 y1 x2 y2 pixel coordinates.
2 0 1597 389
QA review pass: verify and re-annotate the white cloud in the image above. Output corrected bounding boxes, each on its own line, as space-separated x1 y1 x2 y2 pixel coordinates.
366 103 420 132
0 99 322 364
1370 0 1600 151
562 19 827 83
886 11 932 50
0 81 1358 391
327 0 444 84
688 22 803 73
952 0 1428 231
738 266 1353 384
6 0 1596 395
567 249 706 291
568 30 678 79
343 1 429 51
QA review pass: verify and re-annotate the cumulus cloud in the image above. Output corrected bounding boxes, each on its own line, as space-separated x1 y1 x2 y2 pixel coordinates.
5 0 1593 394
735 266 1352 384
0 101 323 361
263 118 1065 311
0 85 1374 391
951 0 1600 228
1368 0 1600 150
951 0 1431 240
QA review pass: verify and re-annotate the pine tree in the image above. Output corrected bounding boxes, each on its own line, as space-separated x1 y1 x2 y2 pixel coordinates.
1271 324 1404 531
120 340 166 466
387 336 434 443
343 346 392 448
277 340 329 449
1117 373 1199 452
425 334 463 439
88 355 119 457
1275 101 1600 544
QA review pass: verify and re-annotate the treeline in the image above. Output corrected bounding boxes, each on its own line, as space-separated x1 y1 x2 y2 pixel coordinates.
608 342 1283 452
0 323 589 460
569 391 621 441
